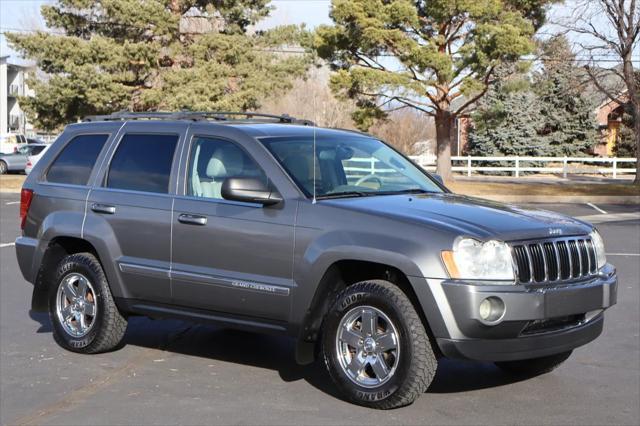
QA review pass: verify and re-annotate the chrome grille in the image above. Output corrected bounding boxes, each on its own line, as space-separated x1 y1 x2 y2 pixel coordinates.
511 237 598 284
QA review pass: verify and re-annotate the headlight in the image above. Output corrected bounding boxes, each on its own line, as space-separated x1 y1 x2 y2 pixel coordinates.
590 230 607 269
441 238 515 282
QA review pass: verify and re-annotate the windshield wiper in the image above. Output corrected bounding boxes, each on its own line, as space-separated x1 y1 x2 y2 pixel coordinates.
316 188 437 200
316 191 372 199
380 188 439 195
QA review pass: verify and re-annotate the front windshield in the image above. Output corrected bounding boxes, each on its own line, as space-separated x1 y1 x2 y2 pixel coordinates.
260 135 444 199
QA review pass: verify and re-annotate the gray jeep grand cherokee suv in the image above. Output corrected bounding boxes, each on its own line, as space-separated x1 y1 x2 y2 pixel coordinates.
16 112 617 409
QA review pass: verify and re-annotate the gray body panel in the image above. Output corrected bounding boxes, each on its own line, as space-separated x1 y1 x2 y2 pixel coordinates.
15 120 618 364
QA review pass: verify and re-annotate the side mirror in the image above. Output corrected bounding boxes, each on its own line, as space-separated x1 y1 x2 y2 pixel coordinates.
221 177 283 206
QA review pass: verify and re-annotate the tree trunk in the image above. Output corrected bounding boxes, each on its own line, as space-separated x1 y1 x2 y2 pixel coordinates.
634 102 640 185
435 109 454 182
621 51 640 185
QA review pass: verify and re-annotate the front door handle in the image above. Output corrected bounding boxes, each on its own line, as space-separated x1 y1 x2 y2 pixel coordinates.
91 203 116 214
178 213 207 226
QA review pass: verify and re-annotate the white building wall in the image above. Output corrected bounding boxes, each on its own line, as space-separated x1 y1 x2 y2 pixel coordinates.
1 59 35 135
0 57 7 135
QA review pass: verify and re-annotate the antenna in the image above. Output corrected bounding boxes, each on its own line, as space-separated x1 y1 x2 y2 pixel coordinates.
312 96 317 204
312 102 318 204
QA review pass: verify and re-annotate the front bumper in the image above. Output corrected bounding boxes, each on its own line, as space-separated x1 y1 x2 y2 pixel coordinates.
433 264 617 362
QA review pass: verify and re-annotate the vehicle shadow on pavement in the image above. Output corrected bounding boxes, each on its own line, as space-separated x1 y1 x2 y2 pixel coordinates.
121 317 347 400
27 314 529 399
120 317 529 397
29 310 52 333
428 358 528 393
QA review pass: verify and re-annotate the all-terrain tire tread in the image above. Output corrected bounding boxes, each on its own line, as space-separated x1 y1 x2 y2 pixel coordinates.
323 280 437 409
51 253 127 354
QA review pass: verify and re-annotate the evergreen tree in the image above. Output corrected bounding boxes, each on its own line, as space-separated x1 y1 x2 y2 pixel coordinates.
614 105 638 157
313 0 553 181
534 36 596 156
467 71 548 156
6 0 312 130
467 36 597 158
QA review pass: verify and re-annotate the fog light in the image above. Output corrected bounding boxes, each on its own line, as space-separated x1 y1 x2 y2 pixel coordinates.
478 297 505 323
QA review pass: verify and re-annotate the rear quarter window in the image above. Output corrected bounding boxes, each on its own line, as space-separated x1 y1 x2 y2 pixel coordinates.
46 134 109 185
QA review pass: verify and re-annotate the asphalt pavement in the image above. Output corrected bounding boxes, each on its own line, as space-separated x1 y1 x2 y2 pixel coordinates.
0 194 638 425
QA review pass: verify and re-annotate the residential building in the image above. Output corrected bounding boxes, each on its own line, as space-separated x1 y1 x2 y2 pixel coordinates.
594 92 629 157
1 55 35 136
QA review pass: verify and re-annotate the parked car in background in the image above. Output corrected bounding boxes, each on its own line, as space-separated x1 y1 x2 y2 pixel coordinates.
24 144 52 175
0 133 28 155
0 144 49 174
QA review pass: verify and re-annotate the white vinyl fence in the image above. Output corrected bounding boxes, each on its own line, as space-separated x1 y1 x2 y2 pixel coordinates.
344 156 637 179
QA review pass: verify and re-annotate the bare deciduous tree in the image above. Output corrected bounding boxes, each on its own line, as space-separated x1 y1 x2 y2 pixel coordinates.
261 69 436 155
259 68 356 129
369 111 436 155
560 0 640 184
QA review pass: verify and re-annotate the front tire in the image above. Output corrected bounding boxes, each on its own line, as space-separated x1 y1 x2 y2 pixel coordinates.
495 351 572 376
0 160 7 174
49 253 127 353
322 280 437 409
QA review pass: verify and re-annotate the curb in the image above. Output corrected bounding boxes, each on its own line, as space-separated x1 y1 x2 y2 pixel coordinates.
0 188 22 194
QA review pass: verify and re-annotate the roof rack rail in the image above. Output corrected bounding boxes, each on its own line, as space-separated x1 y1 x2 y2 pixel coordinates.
83 111 315 126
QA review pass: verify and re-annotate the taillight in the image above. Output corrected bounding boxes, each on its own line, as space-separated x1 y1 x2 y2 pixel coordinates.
20 189 33 230
26 160 32 167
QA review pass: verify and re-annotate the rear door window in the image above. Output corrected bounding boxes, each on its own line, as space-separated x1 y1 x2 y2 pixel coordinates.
46 134 109 185
106 134 178 194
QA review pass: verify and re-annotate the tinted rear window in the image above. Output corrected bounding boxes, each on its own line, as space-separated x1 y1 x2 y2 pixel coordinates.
46 135 109 185
106 134 178 194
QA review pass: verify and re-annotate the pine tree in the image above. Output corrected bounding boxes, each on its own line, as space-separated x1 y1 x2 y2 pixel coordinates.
467 36 597 158
313 0 553 181
614 105 638 157
467 72 547 157
6 0 312 130
534 36 597 156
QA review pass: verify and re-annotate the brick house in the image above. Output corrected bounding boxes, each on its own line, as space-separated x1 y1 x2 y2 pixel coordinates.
594 91 629 157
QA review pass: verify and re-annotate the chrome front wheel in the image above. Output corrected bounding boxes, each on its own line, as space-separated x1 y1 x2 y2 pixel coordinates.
55 272 98 338
335 305 400 388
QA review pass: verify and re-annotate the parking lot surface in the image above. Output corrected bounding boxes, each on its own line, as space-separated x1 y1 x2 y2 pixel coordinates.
1 194 638 425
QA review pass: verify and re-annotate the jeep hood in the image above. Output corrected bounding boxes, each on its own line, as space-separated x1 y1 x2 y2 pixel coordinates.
322 192 593 241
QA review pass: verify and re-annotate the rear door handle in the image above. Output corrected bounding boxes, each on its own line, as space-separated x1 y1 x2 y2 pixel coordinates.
91 203 116 214
178 214 207 226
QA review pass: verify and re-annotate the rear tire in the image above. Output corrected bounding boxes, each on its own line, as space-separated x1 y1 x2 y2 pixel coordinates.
0 160 7 174
322 280 437 409
49 253 127 353
495 351 572 376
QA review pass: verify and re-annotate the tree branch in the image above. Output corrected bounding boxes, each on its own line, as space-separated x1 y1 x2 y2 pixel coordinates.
454 65 496 115
584 65 628 105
